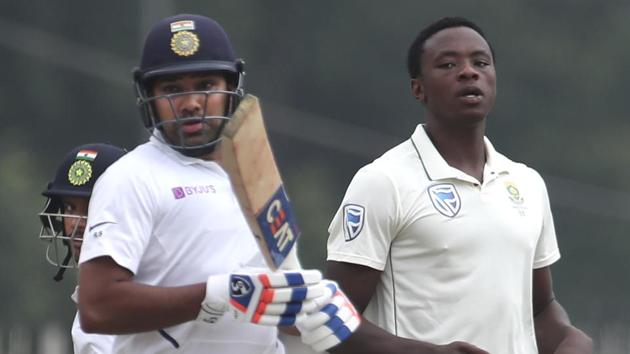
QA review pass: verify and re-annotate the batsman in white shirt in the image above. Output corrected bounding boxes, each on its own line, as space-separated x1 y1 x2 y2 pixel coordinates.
325 17 592 354
77 14 358 353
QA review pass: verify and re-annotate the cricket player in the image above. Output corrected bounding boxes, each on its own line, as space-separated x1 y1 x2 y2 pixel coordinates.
77 14 358 353
325 17 592 353
39 142 126 353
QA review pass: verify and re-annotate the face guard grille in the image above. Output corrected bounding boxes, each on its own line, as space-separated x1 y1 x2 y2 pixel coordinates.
139 89 242 154
38 199 86 280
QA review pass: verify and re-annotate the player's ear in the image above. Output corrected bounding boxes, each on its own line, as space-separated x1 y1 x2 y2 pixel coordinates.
410 78 427 104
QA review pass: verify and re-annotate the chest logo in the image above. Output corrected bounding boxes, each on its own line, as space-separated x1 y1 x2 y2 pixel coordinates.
343 204 365 241
505 181 527 216
428 183 461 218
171 185 216 199
505 181 524 205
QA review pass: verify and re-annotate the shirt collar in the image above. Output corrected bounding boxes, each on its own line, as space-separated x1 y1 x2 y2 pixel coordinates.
483 136 511 177
410 124 511 182
148 131 225 172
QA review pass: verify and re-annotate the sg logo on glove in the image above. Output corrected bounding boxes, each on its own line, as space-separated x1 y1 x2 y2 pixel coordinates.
230 275 255 312
231 276 253 296
226 270 326 326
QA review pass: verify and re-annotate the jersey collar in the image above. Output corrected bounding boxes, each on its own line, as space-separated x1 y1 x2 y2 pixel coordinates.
149 132 224 170
484 137 511 180
410 124 511 182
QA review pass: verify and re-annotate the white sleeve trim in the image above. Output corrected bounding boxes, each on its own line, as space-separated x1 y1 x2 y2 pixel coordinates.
80 250 137 275
533 249 561 269
327 252 386 271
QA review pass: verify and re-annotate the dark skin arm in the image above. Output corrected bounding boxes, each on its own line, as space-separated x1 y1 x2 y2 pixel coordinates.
78 256 206 334
533 267 593 354
326 261 489 354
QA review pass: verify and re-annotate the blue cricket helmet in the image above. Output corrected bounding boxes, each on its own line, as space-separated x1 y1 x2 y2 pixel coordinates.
43 143 127 199
134 14 243 84
39 143 126 281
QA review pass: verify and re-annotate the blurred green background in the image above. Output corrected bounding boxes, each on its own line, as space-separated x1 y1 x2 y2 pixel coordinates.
1 0 629 352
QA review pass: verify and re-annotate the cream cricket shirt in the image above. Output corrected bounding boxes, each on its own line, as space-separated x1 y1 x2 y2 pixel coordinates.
80 135 283 354
327 125 560 354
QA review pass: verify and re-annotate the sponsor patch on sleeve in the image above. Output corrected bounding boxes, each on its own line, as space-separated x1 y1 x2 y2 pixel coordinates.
342 204 365 241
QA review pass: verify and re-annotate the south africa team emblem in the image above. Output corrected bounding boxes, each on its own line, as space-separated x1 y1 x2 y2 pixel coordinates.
505 181 524 205
428 183 461 218
343 204 365 241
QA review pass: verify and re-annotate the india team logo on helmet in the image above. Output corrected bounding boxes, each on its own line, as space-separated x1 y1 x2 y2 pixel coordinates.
67 149 99 186
67 160 93 186
170 31 200 57
343 204 365 241
170 19 200 57
428 183 461 218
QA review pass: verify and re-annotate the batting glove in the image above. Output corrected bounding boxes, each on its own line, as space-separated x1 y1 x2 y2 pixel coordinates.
197 269 327 326
297 280 361 352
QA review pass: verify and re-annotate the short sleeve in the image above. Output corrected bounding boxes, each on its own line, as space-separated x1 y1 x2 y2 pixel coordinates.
78 165 155 275
533 173 561 269
327 164 399 271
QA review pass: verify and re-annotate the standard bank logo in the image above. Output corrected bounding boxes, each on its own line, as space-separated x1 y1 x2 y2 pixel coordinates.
428 183 461 218
343 204 365 241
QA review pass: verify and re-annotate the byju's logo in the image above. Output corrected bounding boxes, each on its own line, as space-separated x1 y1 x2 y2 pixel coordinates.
172 187 185 199
428 183 461 218
171 185 216 199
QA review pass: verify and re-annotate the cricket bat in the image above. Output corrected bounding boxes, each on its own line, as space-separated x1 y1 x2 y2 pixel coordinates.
219 94 300 270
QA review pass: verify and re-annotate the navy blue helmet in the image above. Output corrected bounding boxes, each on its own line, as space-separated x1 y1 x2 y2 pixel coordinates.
39 143 126 281
133 14 245 157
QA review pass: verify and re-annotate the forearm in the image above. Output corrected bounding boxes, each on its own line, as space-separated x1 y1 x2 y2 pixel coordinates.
80 280 205 334
552 327 593 354
323 261 480 354
534 300 592 354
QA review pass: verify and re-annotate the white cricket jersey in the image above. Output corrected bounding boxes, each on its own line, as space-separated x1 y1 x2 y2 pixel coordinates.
80 135 284 354
72 312 115 354
71 287 115 354
327 124 560 354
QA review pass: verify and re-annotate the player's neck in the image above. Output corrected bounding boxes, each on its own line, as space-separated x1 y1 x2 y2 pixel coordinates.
201 151 218 161
424 122 486 183
190 147 218 161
